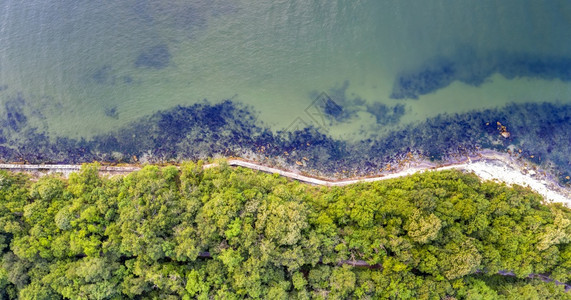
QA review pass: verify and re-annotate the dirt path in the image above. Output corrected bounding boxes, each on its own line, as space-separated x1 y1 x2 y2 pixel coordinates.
1 151 569 205
222 157 570 205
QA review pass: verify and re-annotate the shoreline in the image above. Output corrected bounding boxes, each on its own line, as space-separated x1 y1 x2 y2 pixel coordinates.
0 150 571 207
0 149 569 206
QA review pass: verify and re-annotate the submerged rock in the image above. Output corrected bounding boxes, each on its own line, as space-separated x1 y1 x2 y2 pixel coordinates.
324 97 343 118
104 107 119 119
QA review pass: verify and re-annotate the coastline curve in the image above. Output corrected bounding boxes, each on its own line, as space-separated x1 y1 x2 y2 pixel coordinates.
1 150 569 206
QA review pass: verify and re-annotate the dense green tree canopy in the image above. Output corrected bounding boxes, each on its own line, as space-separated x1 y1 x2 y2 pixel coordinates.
0 161 569 299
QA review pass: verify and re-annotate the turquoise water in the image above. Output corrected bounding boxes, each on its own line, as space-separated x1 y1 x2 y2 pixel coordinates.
1 0 571 141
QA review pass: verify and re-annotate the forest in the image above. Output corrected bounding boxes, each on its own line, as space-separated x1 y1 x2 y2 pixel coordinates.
0 161 570 299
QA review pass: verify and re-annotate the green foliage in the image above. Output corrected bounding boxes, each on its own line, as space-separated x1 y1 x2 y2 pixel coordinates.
0 163 568 298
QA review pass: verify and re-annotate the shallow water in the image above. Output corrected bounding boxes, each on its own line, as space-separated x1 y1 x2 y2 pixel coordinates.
0 1 570 142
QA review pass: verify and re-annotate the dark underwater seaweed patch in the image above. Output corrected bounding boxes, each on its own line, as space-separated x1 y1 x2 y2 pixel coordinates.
391 60 457 99
2 95 27 132
104 107 119 119
498 56 571 81
92 65 114 85
392 53 571 99
323 97 343 118
309 81 359 122
366 102 406 125
0 98 568 184
310 81 404 125
135 44 171 69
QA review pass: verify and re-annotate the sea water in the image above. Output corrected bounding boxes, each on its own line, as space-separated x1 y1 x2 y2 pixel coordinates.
1 0 570 141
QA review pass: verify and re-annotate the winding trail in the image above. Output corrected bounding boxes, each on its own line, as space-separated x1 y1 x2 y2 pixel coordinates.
0 154 570 291
1 151 569 205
